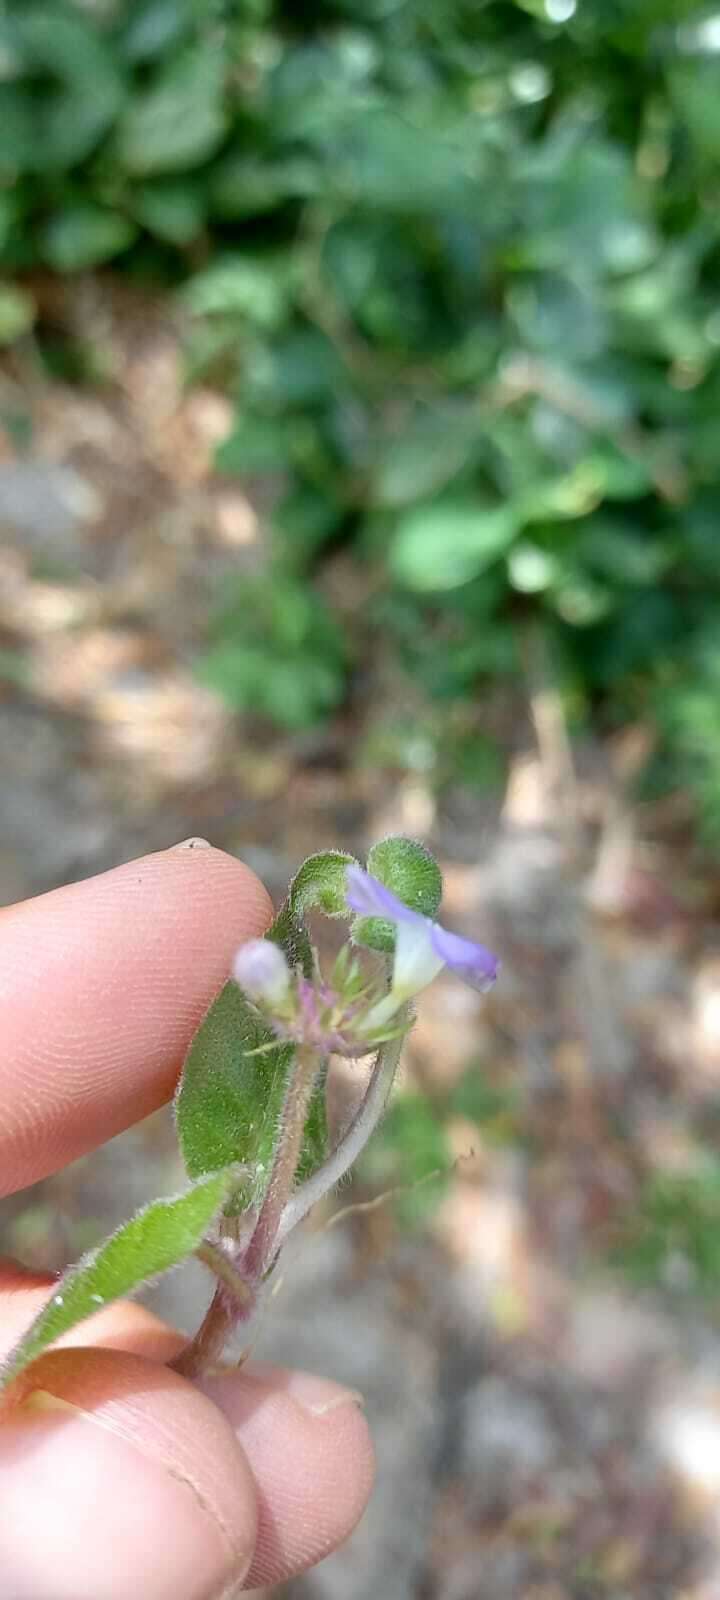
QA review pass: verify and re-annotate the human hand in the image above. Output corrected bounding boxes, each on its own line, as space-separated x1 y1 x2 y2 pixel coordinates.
0 842 374 1600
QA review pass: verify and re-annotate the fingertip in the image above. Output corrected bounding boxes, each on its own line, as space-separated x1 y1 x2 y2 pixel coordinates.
158 840 274 926
0 843 274 1192
200 1365 375 1588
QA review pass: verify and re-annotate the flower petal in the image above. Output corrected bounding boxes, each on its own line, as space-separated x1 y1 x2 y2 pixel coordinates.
345 865 422 926
232 938 291 1004
392 917 445 998
429 922 499 992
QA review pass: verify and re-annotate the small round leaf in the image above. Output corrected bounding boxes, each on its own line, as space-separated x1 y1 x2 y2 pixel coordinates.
354 837 442 952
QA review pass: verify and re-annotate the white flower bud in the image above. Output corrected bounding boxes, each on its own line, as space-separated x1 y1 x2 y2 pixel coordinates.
232 939 291 1006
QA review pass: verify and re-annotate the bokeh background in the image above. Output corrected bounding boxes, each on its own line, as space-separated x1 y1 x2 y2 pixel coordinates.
4 1 720 1595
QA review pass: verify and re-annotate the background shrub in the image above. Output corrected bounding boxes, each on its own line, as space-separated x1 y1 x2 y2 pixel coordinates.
3 0 720 821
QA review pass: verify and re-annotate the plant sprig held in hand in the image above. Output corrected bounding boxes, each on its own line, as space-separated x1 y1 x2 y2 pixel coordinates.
0 837 498 1393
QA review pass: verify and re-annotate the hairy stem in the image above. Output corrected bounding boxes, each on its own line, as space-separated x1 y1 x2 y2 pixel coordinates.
170 1049 320 1379
276 1026 405 1250
170 1280 253 1381
243 1046 320 1279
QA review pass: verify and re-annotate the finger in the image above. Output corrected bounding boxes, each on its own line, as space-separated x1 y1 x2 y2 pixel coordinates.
0 842 272 1195
0 1272 375 1595
0 1346 258 1600
201 1364 375 1589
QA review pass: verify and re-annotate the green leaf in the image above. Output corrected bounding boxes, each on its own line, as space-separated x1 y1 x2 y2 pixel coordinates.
215 416 294 475
121 0 193 63
271 484 342 566
0 281 35 345
0 1169 236 1391
176 981 293 1179
175 980 327 1186
329 107 474 215
41 207 137 273
354 836 442 952
247 329 345 409
266 902 313 976
197 575 348 727
516 462 606 525
264 850 357 990
132 179 205 245
289 850 358 918
184 257 289 328
199 638 345 725
9 8 125 172
374 410 479 507
670 62 720 162
209 152 318 219
368 837 442 914
0 83 36 174
117 43 226 175
263 849 358 1024
390 500 521 592
575 521 674 585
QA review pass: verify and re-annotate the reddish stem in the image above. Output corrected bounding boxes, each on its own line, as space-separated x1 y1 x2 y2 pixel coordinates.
170 1047 319 1380
243 1046 319 1281
171 1281 254 1380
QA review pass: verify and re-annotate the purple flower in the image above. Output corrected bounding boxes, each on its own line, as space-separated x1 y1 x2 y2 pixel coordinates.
232 868 498 1060
346 864 498 1009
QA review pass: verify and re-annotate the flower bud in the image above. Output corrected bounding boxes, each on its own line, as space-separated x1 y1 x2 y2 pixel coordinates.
232 939 291 1005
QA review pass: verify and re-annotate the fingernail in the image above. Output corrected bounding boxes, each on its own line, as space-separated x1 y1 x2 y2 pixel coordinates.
247 1363 364 1418
173 836 212 850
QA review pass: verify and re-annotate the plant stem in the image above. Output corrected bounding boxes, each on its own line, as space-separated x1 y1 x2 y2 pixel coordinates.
170 1281 250 1381
243 1046 320 1279
275 1027 405 1250
170 1048 319 1380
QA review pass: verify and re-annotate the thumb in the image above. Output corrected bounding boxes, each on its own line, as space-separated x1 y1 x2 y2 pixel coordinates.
0 1345 257 1600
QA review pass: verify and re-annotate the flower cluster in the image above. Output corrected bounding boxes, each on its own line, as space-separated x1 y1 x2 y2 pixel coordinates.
232 864 498 1056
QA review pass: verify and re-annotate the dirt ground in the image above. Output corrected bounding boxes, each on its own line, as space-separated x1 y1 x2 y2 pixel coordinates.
3 286 720 1599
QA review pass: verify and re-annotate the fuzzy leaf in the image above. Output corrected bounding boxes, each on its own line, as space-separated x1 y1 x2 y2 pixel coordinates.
176 981 292 1179
267 850 358 975
289 850 358 918
266 901 313 976
368 837 442 916
354 836 443 953
0 1168 236 1391
175 980 327 1186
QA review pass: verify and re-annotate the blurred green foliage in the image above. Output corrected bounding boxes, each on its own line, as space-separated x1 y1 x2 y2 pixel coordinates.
198 573 348 727
4 1 720 816
615 1157 720 1293
359 1067 521 1227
